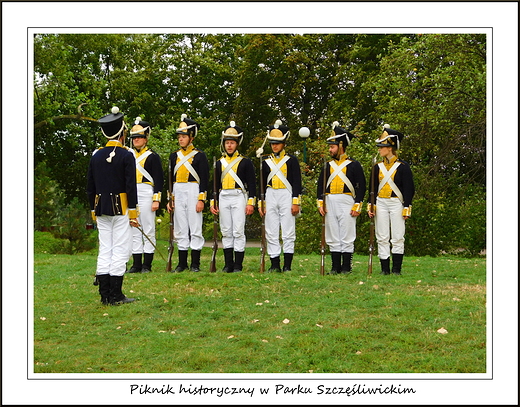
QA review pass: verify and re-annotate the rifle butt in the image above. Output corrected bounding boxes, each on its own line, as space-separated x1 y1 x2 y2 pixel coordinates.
320 248 325 276
260 240 266 273
368 238 376 275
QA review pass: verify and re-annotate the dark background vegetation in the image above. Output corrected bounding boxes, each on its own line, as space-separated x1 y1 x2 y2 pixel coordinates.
33 33 486 257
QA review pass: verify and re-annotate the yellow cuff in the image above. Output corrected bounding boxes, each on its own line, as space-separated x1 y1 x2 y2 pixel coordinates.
128 209 138 218
198 192 207 201
247 197 257 206
257 200 265 210
317 199 324 208
402 206 412 217
91 210 96 221
367 203 376 213
153 192 161 202
292 196 301 205
351 202 363 212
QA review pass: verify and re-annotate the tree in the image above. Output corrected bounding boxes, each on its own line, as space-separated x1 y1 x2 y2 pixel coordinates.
33 33 487 256
363 34 486 191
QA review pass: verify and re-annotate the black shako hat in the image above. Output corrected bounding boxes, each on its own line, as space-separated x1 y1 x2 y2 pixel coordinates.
326 121 356 147
267 119 290 144
221 121 244 145
375 124 404 149
176 114 200 137
255 119 290 157
98 106 126 139
130 116 151 138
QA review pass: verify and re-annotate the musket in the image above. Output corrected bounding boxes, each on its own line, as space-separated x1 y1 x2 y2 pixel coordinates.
210 156 218 272
166 157 174 272
136 224 167 262
259 154 266 273
368 154 378 276
320 157 327 276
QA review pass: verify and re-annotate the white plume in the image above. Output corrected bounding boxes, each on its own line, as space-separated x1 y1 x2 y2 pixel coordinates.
111 106 119 114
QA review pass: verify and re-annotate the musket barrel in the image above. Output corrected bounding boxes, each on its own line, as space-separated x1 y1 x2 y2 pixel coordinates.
210 156 218 272
320 157 327 276
259 155 266 273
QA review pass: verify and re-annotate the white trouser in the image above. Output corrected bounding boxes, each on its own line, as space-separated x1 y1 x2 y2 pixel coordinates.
132 183 156 253
325 194 357 253
96 215 132 276
219 189 247 252
375 197 406 259
265 188 295 257
173 182 204 251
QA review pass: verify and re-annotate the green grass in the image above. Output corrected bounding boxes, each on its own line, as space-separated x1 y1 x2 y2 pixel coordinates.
33 249 486 373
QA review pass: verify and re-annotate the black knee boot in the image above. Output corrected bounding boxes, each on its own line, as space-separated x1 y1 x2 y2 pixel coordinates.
283 253 293 272
223 248 234 272
142 253 154 273
330 252 341 274
268 256 281 273
110 275 135 305
128 253 142 273
341 252 353 274
233 251 245 272
174 250 189 272
190 250 201 272
380 257 391 275
392 253 404 275
96 274 111 305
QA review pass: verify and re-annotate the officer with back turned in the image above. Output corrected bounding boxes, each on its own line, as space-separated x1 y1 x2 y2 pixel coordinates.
87 106 139 305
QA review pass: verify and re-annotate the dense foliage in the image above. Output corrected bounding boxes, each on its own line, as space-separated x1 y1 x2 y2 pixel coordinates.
33 33 486 256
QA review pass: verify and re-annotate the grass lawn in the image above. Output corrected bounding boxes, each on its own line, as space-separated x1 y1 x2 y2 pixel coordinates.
33 249 486 374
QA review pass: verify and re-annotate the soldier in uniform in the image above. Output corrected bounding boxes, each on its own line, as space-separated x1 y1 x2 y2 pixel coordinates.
166 114 209 272
127 117 164 274
367 124 415 275
257 119 302 272
317 121 366 274
87 106 139 305
210 121 256 272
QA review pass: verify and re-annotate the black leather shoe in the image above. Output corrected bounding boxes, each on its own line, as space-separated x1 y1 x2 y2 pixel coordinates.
174 266 188 272
111 296 136 305
141 267 152 273
127 267 141 273
190 266 200 272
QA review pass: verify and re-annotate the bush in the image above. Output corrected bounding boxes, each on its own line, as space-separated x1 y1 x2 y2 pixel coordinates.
405 187 486 257
34 231 72 254
34 161 65 231
53 197 98 254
